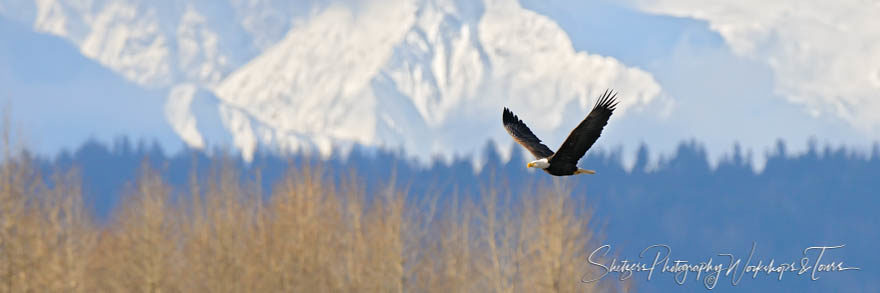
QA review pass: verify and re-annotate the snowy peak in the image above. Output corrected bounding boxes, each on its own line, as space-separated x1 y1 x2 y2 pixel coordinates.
5 0 664 162
214 0 419 159
4 0 285 88
213 0 662 160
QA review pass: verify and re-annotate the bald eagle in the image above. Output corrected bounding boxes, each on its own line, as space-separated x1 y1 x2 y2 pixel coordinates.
503 90 618 176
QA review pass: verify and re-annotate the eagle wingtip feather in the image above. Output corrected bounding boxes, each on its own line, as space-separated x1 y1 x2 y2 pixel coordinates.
502 107 517 125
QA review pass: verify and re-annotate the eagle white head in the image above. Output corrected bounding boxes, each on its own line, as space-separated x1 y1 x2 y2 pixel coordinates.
526 158 550 169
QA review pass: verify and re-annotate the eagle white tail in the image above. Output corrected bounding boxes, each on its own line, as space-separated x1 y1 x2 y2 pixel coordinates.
575 169 596 175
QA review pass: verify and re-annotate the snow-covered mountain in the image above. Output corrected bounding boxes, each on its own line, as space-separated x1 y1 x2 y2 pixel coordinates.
2 0 662 161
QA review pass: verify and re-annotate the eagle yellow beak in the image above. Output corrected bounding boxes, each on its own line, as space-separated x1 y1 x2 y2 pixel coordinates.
527 162 535 168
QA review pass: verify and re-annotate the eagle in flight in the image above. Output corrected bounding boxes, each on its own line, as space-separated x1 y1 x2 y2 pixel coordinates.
503 90 618 176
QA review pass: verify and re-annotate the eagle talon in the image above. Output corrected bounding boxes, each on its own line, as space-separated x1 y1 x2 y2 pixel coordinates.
575 169 596 175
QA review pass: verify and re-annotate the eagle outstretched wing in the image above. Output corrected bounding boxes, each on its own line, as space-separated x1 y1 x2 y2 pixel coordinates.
502 107 555 159
550 89 618 164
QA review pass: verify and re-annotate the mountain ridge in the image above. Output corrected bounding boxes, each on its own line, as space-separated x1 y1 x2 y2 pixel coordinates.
2 0 663 162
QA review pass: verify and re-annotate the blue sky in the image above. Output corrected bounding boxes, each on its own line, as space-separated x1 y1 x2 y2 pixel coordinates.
1 0 876 169
0 16 177 152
